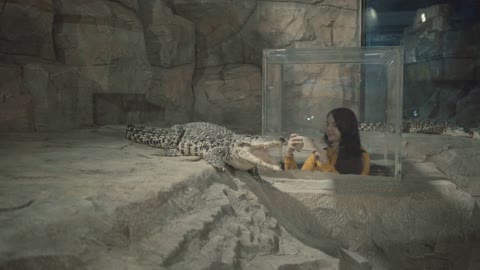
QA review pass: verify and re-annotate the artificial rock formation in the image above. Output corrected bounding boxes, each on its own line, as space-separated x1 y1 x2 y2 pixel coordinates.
1 125 479 270
193 64 263 133
0 126 348 270
0 0 360 132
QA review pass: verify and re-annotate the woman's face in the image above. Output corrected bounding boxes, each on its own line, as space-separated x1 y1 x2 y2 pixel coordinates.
326 114 341 143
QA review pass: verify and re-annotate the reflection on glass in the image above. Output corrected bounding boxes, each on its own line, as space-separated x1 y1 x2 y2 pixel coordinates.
262 47 403 179
363 1 480 127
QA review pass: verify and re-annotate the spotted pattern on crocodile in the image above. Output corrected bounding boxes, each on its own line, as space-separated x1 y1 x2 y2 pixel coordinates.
126 122 286 171
360 119 476 138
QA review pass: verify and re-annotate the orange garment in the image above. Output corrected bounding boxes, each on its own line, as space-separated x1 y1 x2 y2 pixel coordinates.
284 147 370 175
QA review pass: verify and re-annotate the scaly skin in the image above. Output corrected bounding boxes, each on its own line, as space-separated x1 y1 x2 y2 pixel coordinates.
360 119 475 138
126 122 286 171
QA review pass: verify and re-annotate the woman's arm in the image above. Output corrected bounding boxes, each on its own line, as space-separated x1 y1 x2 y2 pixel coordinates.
301 152 338 173
360 152 371 175
283 134 304 170
299 150 370 175
284 155 299 170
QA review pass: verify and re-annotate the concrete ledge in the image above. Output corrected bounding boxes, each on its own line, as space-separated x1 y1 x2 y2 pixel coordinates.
259 170 477 270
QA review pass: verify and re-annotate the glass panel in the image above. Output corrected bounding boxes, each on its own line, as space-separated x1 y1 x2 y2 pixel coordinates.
363 0 480 125
262 47 403 179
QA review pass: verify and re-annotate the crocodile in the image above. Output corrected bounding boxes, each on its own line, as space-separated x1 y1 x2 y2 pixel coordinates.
126 122 286 172
360 119 477 138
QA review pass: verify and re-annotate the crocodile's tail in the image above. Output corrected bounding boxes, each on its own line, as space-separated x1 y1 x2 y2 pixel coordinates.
126 124 149 144
359 122 386 132
125 124 184 149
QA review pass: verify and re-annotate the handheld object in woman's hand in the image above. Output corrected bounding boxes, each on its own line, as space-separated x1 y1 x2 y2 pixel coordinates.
314 147 329 163
295 136 317 151
293 136 304 151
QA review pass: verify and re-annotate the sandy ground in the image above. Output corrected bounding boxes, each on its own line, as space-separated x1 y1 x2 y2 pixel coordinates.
0 125 479 270
0 126 342 270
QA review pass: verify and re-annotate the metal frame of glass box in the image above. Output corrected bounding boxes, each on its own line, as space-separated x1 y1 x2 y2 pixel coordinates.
262 47 404 179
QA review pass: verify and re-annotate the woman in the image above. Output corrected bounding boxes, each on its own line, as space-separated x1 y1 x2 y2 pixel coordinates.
284 107 370 175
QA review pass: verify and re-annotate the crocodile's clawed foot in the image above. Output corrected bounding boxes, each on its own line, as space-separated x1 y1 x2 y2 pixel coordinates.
176 156 202 162
247 166 259 177
247 167 267 183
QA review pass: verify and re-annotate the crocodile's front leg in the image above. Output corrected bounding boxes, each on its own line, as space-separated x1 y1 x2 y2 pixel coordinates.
247 166 267 183
164 149 182 157
204 148 227 172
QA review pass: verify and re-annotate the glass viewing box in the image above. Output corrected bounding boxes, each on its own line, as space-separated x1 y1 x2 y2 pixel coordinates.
262 47 404 178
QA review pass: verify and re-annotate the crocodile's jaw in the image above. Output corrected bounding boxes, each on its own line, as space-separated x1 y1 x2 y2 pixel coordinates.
449 127 473 137
231 146 282 171
229 135 285 171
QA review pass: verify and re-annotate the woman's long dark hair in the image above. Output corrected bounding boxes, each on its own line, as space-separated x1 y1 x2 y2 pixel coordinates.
323 107 365 174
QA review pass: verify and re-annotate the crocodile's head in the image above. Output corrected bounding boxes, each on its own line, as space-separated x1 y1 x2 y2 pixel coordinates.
470 128 480 139
228 134 286 171
444 126 473 137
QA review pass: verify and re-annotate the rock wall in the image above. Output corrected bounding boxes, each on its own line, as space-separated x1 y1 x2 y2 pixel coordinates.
401 4 480 127
0 0 360 132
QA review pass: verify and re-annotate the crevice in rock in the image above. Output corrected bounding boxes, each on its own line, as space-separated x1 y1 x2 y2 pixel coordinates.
259 0 356 11
1 0 7 16
161 204 235 267
185 2 257 57
0 254 86 270
113 178 218 241
0 199 34 213
109 0 138 15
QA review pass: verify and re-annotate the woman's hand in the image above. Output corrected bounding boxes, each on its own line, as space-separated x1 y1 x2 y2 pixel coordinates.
314 146 329 164
286 133 303 157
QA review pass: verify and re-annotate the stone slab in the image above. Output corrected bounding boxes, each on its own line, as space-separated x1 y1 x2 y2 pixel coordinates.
0 126 340 269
